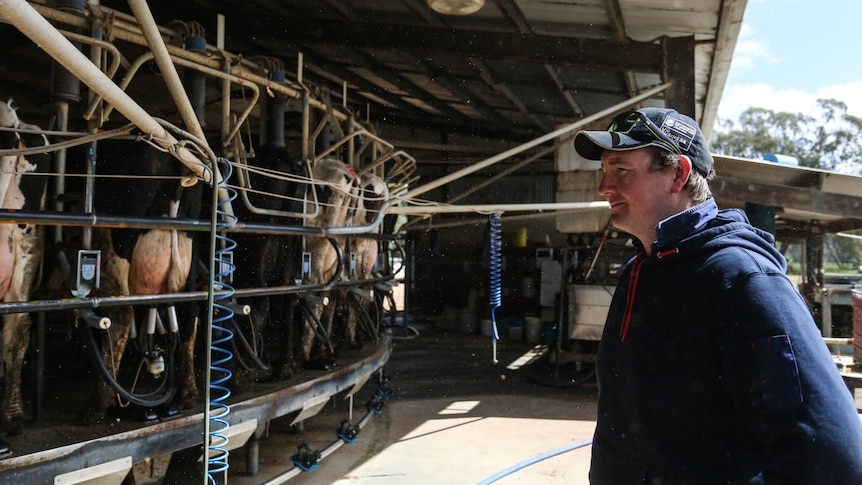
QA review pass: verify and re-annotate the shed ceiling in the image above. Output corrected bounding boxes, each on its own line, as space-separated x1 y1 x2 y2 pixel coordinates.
3 1 861 232
33 0 745 156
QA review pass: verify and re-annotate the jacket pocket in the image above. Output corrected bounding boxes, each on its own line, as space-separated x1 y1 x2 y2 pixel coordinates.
749 334 803 414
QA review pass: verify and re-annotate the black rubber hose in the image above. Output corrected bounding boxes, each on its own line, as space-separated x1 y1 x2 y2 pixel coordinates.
80 324 176 407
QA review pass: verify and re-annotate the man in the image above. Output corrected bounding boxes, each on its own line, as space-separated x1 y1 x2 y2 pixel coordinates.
574 107 862 484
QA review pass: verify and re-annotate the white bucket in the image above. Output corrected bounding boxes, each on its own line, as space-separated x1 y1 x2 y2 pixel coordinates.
525 317 542 344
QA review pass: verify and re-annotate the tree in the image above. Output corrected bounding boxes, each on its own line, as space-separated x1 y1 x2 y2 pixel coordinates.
713 99 862 273
712 99 862 174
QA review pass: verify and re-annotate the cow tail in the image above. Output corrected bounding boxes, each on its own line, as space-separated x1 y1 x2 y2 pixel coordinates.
167 200 187 292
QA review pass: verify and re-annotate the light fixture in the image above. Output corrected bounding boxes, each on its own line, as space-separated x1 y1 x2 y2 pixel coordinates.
429 0 485 16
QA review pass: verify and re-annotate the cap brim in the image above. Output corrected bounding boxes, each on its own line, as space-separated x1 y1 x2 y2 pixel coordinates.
574 131 672 160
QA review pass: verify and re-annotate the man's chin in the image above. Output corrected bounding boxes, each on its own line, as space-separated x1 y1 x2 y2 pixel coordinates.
609 213 628 233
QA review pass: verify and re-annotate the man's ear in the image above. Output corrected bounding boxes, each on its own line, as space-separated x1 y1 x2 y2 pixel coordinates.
672 154 693 192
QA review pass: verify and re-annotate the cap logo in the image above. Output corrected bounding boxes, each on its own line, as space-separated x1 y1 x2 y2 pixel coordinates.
660 116 696 152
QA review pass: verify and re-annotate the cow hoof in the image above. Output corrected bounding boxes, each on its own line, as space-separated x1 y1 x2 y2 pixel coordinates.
159 404 181 420
137 408 159 422
0 438 11 456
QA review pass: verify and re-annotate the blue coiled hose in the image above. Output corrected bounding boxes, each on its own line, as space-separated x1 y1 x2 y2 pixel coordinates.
488 212 502 363
203 158 238 483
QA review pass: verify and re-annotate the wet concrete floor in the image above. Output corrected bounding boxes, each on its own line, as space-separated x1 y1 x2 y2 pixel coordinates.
195 325 601 485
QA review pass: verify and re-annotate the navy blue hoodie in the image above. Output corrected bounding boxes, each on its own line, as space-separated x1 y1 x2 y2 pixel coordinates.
590 199 862 484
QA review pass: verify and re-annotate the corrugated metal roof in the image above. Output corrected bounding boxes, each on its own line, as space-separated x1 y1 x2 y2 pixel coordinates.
0 0 763 228
0 0 743 154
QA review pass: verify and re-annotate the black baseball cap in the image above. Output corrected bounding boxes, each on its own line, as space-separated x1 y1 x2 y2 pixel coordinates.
574 107 714 176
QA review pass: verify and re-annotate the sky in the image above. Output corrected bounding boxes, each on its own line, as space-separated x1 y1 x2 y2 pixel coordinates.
716 0 862 124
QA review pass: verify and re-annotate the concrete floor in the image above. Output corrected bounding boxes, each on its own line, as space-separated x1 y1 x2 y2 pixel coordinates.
199 325 601 485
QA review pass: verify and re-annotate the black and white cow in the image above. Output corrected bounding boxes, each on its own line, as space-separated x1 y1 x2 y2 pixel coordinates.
300 158 360 364
82 138 203 423
340 172 389 348
229 143 308 382
0 100 50 436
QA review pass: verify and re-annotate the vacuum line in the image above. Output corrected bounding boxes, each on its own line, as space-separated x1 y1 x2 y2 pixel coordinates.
477 438 594 485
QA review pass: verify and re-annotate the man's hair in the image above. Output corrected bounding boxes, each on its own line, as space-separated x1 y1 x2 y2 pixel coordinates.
649 149 714 203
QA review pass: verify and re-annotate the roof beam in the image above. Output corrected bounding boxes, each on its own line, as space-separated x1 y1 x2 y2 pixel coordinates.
407 0 553 132
397 52 512 126
713 176 862 220
267 19 664 73
663 35 697 117
601 0 639 99
494 0 584 117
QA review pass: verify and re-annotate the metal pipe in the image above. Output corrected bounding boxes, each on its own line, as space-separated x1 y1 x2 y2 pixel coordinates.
127 0 207 146
29 2 379 135
0 273 395 317
78 307 111 329
234 157 319 220
402 82 674 200
51 101 69 244
266 70 287 147
388 201 609 215
301 91 311 161
407 207 597 231
34 312 46 422
217 14 230 158
48 1 83 251
104 51 261 150
0 209 397 238
261 408 378 485
447 143 554 205
57 30 123 122
0 0 220 187
185 35 208 125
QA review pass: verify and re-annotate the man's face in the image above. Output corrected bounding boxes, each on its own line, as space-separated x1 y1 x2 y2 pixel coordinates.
598 148 680 245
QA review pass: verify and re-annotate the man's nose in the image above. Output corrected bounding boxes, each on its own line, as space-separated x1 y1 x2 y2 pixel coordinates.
598 173 613 196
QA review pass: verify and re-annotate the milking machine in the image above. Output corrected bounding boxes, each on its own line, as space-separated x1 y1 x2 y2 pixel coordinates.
0 3 408 483
261 369 392 484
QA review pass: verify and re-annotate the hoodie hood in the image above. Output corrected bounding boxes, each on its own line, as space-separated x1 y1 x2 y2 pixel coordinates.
617 199 787 341
651 199 786 273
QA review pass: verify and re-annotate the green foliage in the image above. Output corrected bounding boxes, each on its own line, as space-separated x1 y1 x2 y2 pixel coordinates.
712 99 862 173
714 99 862 269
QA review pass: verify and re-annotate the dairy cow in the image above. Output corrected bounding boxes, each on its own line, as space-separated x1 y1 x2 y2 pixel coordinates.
0 100 50 437
328 171 390 351
300 158 359 364
229 144 308 382
82 139 202 423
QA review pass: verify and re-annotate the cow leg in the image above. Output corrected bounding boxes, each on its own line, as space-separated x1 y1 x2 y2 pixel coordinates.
269 296 299 381
0 223 43 435
84 304 133 425
0 313 32 435
345 293 369 350
327 289 350 353
300 302 321 363
176 314 198 410
167 231 197 411
230 300 269 394
84 231 133 424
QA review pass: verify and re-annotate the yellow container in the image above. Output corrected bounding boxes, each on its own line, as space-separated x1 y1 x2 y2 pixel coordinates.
512 227 527 247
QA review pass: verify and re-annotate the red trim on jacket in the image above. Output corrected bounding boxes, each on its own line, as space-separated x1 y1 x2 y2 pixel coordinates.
620 252 646 341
